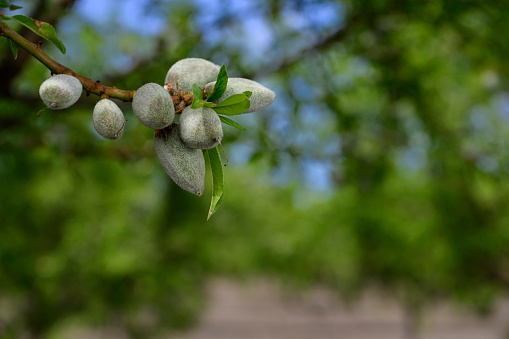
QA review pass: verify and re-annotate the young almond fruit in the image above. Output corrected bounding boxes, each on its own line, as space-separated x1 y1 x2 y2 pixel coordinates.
39 74 83 110
93 99 126 141
179 106 223 149
205 78 276 113
132 83 175 130
165 58 220 93
154 127 205 196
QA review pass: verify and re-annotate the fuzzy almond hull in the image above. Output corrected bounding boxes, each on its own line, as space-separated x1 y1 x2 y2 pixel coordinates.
154 128 205 196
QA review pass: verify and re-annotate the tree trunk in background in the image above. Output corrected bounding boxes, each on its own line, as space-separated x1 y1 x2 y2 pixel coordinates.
403 303 422 339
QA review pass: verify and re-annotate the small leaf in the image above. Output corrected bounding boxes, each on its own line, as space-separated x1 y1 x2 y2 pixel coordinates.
6 38 18 59
191 99 205 109
218 115 247 132
207 64 228 102
206 147 224 220
212 195 223 216
0 0 10 8
216 92 252 107
3 15 66 54
203 101 217 108
9 4 23 10
191 83 205 109
213 101 250 116
212 93 251 116
192 83 203 100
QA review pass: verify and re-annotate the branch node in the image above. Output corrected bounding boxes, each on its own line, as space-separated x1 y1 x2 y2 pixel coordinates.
128 90 136 101
175 100 186 114
164 83 175 95
155 125 172 141
62 68 73 76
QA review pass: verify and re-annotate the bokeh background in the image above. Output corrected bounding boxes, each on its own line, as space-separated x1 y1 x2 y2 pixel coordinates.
2 0 509 338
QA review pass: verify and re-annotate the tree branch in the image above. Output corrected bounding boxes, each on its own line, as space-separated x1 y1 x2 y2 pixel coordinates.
0 0 78 96
0 20 136 102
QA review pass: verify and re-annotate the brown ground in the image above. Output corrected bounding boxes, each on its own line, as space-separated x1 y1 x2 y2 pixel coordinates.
174 279 509 339
57 279 509 338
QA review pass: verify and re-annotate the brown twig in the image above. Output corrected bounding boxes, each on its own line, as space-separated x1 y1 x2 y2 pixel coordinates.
0 20 194 107
0 20 136 101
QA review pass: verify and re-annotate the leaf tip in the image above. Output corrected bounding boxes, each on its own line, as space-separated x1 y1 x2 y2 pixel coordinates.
207 212 212 221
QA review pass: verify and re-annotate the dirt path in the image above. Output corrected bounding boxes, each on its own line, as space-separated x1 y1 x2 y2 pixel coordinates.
174 279 509 339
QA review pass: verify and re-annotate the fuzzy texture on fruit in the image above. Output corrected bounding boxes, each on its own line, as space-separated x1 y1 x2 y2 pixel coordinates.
205 78 276 113
132 83 175 130
154 127 205 196
39 74 83 110
165 58 220 93
93 99 126 141
179 106 223 149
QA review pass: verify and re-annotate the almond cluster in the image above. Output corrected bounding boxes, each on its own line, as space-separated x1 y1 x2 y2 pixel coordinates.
38 58 276 197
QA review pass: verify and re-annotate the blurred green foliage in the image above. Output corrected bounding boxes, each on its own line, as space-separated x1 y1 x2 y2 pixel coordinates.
2 0 509 338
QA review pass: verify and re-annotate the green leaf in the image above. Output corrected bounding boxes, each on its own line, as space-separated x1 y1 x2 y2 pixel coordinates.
192 83 203 100
191 99 205 109
212 195 223 215
212 92 252 116
216 93 250 106
203 101 217 108
206 147 224 220
191 83 205 109
191 85 218 109
0 0 10 8
218 115 247 132
207 64 228 102
9 4 23 10
3 15 66 54
6 38 18 59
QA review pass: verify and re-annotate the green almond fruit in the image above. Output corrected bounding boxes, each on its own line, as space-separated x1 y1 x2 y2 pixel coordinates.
132 83 175 130
165 58 220 93
179 106 223 149
39 74 83 110
205 78 276 113
92 99 126 141
154 127 205 196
